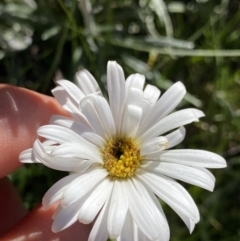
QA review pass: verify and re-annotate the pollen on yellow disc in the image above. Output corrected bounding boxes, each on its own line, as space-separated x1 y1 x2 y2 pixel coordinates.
102 137 141 178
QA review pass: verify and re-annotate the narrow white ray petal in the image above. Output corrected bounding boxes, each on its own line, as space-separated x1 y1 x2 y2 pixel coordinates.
143 84 161 105
90 95 116 137
56 79 85 104
118 212 134 241
121 88 143 134
94 98 116 137
50 115 105 147
108 181 128 238
52 86 78 110
148 149 227 168
156 81 186 118
176 180 200 223
141 84 161 121
51 200 81 233
42 174 79 208
142 162 215 191
19 148 40 163
138 170 197 221
137 228 152 241
139 108 205 142
81 100 106 138
50 143 101 163
75 69 102 95
140 136 168 156
75 159 97 174
139 81 186 134
78 179 113 224
81 132 106 148
33 140 81 171
61 168 108 207
38 125 89 145
165 127 186 149
123 179 160 240
124 105 142 138
132 178 170 241
50 115 92 133
174 209 196 233
52 86 90 126
133 221 139 241
88 198 110 241
52 204 63 220
126 88 143 107
125 73 145 94
107 61 126 133
142 169 201 226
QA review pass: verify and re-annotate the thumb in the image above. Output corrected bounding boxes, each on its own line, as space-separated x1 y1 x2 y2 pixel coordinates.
0 203 92 241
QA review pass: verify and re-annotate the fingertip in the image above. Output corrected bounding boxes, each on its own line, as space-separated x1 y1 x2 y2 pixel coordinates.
0 85 68 177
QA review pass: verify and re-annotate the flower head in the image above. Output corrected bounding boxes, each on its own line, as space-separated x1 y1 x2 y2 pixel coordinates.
20 61 226 241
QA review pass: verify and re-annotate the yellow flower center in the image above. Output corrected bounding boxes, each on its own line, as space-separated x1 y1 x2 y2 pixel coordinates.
102 137 141 179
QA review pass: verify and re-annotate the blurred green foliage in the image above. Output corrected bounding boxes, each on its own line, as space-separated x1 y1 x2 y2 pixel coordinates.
1 0 239 240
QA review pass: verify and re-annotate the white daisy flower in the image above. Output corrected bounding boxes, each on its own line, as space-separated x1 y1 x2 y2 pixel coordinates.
20 61 226 241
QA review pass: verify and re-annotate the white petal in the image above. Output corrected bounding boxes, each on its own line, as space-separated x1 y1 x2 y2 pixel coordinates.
132 178 170 241
137 228 151 241
49 115 92 133
140 136 168 156
123 105 142 138
38 125 89 145
19 148 40 163
139 81 186 135
52 86 78 110
143 84 161 105
142 162 215 191
133 221 139 241
118 212 134 241
107 61 126 133
141 84 161 121
50 142 101 163
123 179 160 240
50 115 105 147
138 170 198 221
138 108 204 142
125 87 143 108
148 149 227 168
84 95 116 137
33 140 81 171
121 88 143 135
52 86 90 126
20 140 57 163
78 179 113 224
174 210 196 233
81 100 106 138
126 73 145 95
42 174 79 208
56 79 85 104
51 200 81 233
52 204 63 220
165 127 186 149
75 69 102 95
108 181 128 238
75 159 97 174
88 197 110 241
61 168 108 207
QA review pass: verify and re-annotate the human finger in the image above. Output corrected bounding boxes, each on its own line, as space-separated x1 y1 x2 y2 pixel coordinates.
0 177 27 236
0 203 92 241
0 84 69 177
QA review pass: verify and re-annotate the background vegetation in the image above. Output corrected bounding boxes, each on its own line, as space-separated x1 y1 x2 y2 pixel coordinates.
0 0 239 240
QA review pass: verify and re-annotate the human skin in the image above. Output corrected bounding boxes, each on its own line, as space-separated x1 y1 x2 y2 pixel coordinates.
0 84 91 240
